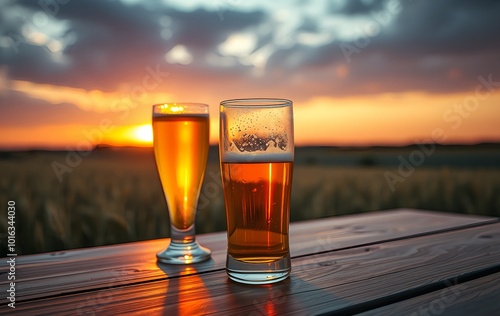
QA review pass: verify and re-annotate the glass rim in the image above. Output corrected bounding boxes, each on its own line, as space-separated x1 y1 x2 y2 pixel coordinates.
220 98 292 108
152 102 208 109
152 102 209 116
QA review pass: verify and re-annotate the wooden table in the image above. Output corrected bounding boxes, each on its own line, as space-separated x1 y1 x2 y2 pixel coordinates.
1 209 500 315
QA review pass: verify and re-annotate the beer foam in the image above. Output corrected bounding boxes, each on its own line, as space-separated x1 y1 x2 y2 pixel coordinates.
153 103 209 117
153 112 208 118
222 151 293 163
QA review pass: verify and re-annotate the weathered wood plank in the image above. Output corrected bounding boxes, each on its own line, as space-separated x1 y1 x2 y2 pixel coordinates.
0 209 496 303
10 222 500 315
0 209 496 301
359 272 500 316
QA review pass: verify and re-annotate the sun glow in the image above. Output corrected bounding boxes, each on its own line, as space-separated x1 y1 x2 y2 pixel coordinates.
132 124 153 144
88 124 155 147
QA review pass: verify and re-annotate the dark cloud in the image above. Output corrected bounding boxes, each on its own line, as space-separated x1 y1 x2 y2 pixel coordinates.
331 0 387 15
1 0 165 90
297 16 320 33
360 0 500 92
1 43 69 84
168 9 265 51
266 0 500 95
1 0 266 91
373 0 500 56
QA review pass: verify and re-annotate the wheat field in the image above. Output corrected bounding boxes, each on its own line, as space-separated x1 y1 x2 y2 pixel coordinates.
1 147 499 255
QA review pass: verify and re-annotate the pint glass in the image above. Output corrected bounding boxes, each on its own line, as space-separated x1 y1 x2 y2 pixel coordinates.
219 98 294 284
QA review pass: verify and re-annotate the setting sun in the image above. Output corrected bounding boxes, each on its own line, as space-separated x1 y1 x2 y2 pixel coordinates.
132 124 153 144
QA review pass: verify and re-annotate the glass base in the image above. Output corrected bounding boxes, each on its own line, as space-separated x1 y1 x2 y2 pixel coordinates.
226 254 291 284
157 240 211 264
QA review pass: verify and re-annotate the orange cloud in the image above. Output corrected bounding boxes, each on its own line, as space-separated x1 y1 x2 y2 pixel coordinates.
10 80 174 113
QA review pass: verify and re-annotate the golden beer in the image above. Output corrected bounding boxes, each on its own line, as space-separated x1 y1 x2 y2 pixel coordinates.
222 161 293 262
220 97 294 283
153 114 209 230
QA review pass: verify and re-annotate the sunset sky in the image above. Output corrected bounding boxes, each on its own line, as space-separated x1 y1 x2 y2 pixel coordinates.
1 0 499 149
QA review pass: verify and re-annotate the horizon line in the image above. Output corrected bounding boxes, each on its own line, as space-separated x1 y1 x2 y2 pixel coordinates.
1 141 500 152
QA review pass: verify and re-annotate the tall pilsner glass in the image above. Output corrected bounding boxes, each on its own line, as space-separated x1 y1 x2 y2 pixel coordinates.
153 103 211 264
220 98 294 284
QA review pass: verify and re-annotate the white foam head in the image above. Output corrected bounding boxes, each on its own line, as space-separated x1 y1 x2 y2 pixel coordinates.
221 151 293 163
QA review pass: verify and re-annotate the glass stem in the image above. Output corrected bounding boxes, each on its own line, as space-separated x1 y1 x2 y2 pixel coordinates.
170 224 196 244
